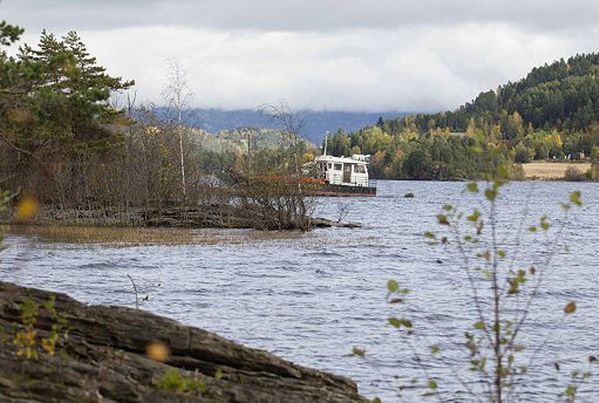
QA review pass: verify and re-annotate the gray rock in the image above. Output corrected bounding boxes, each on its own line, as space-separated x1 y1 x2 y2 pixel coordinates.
0 282 366 402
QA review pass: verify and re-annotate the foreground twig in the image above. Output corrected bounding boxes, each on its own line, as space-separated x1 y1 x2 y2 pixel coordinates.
126 273 139 309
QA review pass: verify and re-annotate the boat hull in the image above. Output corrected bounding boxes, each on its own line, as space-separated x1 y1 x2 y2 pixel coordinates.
310 183 376 197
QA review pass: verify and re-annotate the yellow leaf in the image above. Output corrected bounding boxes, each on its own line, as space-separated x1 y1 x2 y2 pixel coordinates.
564 301 576 315
146 341 170 362
15 196 39 221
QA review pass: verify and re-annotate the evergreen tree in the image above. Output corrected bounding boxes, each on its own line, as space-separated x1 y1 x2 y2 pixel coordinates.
1 26 134 159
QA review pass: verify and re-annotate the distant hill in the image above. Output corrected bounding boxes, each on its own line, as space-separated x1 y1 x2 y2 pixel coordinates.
382 53 599 135
156 108 406 144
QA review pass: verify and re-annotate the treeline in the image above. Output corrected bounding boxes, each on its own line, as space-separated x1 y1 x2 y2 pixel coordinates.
327 54 599 179
326 126 522 180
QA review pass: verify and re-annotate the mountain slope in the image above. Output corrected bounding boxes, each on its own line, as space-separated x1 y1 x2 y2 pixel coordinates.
156 108 406 144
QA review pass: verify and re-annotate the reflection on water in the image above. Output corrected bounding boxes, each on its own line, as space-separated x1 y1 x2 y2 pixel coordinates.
1 180 598 401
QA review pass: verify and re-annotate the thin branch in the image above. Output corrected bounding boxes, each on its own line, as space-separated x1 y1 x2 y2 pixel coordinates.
126 273 139 309
450 223 494 348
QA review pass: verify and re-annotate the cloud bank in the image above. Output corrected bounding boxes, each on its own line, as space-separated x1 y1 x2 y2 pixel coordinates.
3 0 599 112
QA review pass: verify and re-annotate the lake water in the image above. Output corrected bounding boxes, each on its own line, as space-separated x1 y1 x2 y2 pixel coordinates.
1 180 598 401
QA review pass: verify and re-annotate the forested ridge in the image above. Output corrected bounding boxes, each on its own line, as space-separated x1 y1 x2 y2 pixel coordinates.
327 54 599 179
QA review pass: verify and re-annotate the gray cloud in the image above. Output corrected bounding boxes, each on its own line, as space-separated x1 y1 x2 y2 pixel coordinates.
4 0 599 33
3 0 599 111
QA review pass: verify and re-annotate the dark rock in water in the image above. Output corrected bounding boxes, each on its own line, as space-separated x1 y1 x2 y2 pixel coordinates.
436 259 443 264
311 218 362 228
403 193 415 198
0 281 366 402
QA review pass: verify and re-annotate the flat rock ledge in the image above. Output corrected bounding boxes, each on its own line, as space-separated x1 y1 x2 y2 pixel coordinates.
0 282 366 402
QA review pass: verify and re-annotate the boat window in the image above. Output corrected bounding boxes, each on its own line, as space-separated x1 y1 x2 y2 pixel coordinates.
328 163 333 169
334 163 342 171
354 165 366 173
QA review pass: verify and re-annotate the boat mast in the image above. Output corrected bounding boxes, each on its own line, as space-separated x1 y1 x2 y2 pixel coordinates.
323 131 329 156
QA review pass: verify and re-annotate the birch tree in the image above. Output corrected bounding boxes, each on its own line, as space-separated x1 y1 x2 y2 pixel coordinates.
162 58 192 197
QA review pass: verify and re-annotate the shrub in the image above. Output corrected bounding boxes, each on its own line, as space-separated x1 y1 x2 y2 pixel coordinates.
564 166 586 181
513 144 534 163
378 182 591 401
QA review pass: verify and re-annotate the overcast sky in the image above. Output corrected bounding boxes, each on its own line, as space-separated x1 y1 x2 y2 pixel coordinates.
3 0 599 112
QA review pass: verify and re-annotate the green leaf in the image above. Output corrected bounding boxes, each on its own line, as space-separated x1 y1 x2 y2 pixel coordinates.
528 226 537 233
423 231 436 239
565 384 577 398
540 215 551 231
473 321 486 330
467 209 481 222
570 191 582 207
466 182 478 193
352 346 366 357
389 317 412 329
431 345 440 355
388 317 402 328
387 279 398 293
437 214 449 226
427 379 438 390
484 188 497 202
401 319 413 329
372 398 382 403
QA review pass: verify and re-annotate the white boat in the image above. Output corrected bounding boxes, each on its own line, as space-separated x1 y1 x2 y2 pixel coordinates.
303 153 377 197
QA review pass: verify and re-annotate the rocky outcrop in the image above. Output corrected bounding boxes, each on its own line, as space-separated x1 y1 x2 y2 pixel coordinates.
0 282 366 402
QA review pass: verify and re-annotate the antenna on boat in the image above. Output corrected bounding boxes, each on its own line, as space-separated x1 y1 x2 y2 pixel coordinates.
323 131 329 156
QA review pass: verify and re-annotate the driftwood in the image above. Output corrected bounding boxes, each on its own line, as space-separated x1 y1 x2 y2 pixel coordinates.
0 281 366 402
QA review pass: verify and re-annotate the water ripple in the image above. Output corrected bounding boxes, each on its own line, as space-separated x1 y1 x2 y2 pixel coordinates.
1 180 598 401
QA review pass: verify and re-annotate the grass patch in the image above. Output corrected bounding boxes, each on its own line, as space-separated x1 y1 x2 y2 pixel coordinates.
1 224 311 246
156 368 205 394
1 225 196 246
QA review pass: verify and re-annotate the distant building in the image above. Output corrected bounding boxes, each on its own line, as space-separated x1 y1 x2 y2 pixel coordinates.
569 152 586 160
449 132 467 138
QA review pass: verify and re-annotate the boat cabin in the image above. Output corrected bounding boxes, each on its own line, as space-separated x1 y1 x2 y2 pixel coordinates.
313 155 370 187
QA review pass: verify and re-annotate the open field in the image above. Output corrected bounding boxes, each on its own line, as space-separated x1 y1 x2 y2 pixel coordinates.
521 162 591 179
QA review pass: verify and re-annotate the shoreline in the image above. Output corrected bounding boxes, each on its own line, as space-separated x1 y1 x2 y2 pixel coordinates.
0 204 359 237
